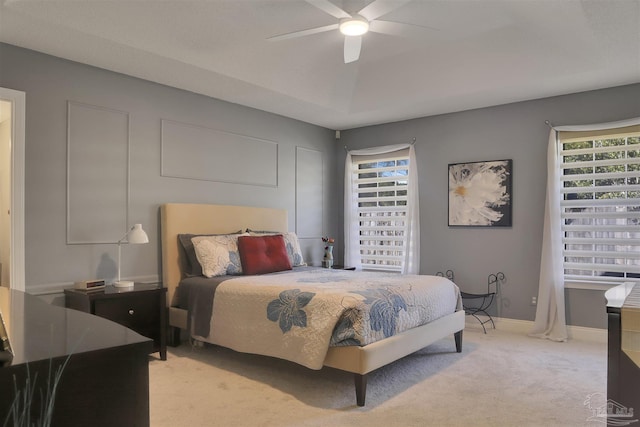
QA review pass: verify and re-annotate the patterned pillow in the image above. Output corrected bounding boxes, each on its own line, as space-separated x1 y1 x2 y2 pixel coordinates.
246 229 306 267
178 231 242 277
192 234 247 277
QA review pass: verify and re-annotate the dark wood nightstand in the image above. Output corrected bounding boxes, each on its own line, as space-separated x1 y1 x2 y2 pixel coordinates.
65 283 167 360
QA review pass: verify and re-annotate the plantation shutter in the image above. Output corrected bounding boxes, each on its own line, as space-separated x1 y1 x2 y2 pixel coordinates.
559 124 640 283
352 149 410 272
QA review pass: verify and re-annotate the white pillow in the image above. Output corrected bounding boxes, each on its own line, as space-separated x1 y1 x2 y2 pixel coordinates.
192 234 247 277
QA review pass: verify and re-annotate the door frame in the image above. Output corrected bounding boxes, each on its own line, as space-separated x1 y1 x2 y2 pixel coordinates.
0 87 25 291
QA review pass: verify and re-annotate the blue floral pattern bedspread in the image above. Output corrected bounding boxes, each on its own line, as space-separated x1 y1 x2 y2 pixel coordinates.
200 269 461 370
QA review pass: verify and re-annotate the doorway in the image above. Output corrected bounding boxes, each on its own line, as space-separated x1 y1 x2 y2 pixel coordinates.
1 99 11 287
0 87 25 291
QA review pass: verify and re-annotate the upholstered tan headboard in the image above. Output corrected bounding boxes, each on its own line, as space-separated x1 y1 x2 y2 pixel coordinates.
160 203 288 311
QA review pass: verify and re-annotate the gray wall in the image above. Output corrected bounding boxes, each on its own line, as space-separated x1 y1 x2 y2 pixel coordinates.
338 83 640 329
2 42 639 328
0 43 337 298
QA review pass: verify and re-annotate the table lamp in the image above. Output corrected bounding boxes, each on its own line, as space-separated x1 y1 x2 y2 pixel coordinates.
115 223 149 288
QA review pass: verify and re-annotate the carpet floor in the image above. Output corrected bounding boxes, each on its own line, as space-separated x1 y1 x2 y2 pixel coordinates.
149 326 607 427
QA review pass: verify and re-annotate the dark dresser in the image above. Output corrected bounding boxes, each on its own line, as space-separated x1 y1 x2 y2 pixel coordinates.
0 287 152 427
605 282 640 424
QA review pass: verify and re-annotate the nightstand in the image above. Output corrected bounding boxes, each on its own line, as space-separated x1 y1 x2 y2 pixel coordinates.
65 283 167 360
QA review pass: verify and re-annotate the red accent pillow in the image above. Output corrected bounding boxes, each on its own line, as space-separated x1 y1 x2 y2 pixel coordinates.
238 235 292 275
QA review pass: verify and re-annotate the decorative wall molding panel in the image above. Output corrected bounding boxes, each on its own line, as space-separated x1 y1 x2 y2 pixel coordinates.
295 146 323 238
67 101 129 244
161 119 278 187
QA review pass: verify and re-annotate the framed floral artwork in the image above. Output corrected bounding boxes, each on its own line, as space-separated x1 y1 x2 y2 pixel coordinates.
448 159 512 227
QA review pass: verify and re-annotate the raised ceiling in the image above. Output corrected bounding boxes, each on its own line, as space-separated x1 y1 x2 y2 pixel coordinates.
1 0 639 130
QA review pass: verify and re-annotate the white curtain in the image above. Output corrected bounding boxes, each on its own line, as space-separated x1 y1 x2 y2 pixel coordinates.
344 143 420 274
530 117 640 342
530 129 567 341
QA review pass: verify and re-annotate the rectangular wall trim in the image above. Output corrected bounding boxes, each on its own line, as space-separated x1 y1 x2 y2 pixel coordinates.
67 101 129 244
161 119 278 187
295 146 323 238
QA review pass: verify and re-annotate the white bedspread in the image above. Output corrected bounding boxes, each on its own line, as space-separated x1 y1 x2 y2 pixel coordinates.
198 269 461 369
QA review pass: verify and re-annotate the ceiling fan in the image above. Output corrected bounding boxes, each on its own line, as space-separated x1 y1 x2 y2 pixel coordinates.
268 0 432 64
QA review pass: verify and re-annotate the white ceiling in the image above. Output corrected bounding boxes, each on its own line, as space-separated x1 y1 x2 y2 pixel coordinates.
1 0 639 130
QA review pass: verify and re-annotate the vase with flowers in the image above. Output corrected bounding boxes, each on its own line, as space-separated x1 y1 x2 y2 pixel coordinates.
322 237 334 268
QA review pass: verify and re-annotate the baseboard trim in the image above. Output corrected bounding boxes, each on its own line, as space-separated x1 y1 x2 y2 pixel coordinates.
464 315 606 344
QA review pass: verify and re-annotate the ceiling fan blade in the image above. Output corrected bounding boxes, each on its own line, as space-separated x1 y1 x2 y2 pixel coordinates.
344 36 362 63
268 23 339 41
368 20 439 37
358 0 412 21
306 0 351 19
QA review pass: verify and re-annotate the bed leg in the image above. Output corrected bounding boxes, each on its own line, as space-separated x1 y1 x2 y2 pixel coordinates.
454 330 463 353
354 374 367 407
168 326 181 347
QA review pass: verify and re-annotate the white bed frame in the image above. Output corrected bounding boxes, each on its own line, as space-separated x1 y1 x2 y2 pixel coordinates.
160 203 465 406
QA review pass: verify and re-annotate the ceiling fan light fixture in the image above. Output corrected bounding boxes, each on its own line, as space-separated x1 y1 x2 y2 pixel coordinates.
339 16 369 36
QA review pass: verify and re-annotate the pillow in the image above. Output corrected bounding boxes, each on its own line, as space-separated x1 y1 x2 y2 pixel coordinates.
192 234 247 278
178 231 242 277
237 235 292 275
245 229 306 267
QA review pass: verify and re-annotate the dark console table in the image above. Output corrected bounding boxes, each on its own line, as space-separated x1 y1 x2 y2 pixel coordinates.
0 287 152 427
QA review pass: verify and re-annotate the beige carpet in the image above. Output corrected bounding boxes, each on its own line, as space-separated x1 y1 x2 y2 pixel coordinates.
149 326 607 427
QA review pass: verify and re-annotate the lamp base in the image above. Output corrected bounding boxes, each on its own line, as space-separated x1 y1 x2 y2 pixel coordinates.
113 280 135 288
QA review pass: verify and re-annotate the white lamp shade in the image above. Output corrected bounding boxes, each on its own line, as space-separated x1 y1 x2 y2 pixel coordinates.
114 224 148 288
127 224 149 244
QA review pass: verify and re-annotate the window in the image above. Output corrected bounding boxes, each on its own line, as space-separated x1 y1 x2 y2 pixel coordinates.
352 151 409 272
559 125 640 284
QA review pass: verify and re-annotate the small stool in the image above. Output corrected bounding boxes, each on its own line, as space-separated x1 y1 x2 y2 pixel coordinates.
437 270 504 333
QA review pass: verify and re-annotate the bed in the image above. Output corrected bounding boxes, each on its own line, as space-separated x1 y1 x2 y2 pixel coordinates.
160 203 465 406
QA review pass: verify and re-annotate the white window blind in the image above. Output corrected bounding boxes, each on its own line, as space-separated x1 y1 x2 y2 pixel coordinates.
353 152 409 272
559 125 640 284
